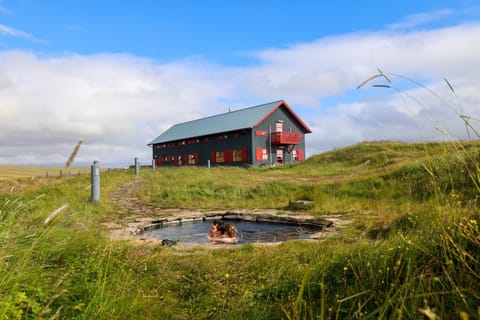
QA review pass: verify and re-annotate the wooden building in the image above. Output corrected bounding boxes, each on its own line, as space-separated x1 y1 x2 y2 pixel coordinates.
148 100 312 167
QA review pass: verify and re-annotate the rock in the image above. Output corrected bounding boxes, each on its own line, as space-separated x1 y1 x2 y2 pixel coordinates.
161 239 177 246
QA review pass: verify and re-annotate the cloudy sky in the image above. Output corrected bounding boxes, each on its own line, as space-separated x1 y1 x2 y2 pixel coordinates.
1 1 480 167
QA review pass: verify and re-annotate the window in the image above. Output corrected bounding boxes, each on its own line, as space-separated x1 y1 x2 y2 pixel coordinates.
276 149 284 163
215 151 224 163
255 130 268 136
233 150 243 162
211 149 246 164
275 120 284 133
187 154 198 165
256 148 268 162
292 149 298 161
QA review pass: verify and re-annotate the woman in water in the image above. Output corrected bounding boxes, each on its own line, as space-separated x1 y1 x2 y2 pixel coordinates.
208 220 238 244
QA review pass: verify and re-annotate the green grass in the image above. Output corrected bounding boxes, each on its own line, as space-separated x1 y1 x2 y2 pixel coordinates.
0 141 479 319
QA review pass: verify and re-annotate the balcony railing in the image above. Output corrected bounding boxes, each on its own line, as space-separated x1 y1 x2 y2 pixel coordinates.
271 132 302 145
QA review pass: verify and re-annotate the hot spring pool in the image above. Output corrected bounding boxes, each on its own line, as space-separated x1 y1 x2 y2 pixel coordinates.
138 219 324 244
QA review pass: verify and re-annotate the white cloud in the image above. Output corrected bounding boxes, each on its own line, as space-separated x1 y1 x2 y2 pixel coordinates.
235 23 480 155
1 20 480 166
0 51 230 166
0 23 44 42
387 9 454 30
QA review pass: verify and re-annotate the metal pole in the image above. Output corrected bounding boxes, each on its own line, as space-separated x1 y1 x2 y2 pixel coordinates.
135 157 140 176
207 160 210 169
91 160 100 203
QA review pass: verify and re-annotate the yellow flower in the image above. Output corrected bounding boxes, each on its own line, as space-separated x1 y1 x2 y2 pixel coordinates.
343 267 348 271
225 273 230 278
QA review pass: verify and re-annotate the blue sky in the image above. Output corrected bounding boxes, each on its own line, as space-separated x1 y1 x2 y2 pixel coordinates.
2 1 473 63
1 1 480 166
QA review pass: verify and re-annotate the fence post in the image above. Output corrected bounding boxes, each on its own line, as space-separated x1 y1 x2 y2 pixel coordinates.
91 160 100 203
152 159 156 171
135 157 140 176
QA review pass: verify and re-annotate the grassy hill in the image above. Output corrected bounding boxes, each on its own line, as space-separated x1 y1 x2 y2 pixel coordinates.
0 141 479 319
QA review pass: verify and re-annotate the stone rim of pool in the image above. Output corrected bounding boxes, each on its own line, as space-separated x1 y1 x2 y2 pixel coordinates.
134 212 336 245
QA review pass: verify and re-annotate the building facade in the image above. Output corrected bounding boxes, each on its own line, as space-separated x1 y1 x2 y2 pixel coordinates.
148 100 312 167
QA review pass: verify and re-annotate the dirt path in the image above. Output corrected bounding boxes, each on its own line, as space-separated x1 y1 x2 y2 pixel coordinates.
105 178 207 241
110 178 161 217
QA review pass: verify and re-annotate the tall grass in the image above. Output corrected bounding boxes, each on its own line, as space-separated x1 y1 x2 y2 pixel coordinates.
0 172 139 319
276 72 480 319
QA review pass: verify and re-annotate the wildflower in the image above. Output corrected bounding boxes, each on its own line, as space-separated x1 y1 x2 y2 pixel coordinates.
343 267 348 271
459 311 469 320
469 219 477 225
225 273 230 278
418 306 439 319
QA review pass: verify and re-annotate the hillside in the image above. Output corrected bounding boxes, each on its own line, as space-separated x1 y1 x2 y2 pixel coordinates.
0 140 479 319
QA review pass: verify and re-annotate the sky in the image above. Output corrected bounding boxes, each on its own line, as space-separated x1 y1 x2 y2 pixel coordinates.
1 0 480 168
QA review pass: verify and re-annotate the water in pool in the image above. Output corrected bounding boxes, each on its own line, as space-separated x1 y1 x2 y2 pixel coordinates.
139 219 323 244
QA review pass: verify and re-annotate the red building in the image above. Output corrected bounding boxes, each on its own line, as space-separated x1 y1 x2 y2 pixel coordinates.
148 100 312 167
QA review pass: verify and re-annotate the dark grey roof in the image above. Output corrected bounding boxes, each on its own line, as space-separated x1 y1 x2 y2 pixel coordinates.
148 100 285 145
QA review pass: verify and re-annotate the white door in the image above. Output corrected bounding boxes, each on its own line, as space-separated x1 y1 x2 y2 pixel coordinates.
276 149 284 164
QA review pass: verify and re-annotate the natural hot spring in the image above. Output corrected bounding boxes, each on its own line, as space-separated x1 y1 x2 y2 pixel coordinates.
137 218 326 244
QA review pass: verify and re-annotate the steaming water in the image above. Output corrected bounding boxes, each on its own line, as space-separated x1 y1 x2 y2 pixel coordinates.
139 219 323 244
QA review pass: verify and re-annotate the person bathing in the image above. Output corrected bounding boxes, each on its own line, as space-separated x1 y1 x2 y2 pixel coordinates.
208 220 238 244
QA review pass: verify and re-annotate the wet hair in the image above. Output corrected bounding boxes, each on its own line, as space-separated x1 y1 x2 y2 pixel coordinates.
225 223 237 238
212 220 224 227
212 220 226 234
217 223 227 234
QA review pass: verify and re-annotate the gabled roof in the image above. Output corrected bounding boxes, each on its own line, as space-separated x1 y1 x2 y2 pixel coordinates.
148 100 312 145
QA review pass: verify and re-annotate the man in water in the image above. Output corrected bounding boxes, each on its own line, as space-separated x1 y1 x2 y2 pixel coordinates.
208 220 238 244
